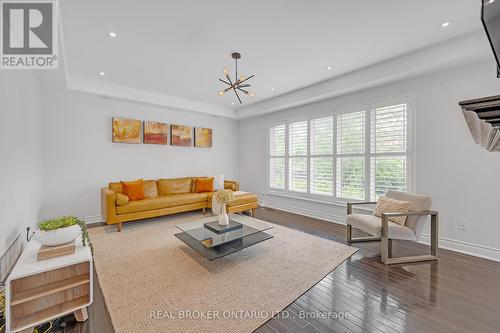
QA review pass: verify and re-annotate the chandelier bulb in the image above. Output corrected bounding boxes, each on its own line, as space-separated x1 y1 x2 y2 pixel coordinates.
223 68 229 76
218 90 225 96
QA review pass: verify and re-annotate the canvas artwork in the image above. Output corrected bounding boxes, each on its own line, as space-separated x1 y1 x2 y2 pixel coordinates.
144 121 168 145
112 117 141 143
170 124 192 146
194 127 213 148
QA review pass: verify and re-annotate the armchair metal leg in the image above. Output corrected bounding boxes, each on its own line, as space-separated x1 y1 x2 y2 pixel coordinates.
347 224 352 243
382 213 439 265
347 224 381 244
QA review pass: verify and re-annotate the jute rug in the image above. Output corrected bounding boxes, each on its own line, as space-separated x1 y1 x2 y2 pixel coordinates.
90 212 357 333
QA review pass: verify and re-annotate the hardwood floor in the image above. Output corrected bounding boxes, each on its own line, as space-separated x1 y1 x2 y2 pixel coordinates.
56 208 500 333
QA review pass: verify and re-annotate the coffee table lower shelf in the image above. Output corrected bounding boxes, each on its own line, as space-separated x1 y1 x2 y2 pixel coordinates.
175 231 273 260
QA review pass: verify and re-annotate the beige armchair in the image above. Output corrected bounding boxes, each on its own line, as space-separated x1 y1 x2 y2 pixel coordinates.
346 190 438 265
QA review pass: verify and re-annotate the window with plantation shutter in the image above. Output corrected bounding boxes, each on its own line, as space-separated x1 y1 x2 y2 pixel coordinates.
269 124 286 190
267 100 411 203
310 116 333 195
288 121 308 192
336 111 365 200
370 103 408 200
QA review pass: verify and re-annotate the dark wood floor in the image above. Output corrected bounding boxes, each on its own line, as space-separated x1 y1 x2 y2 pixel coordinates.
56 207 500 333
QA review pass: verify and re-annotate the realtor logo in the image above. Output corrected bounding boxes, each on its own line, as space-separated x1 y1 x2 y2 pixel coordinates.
1 0 58 69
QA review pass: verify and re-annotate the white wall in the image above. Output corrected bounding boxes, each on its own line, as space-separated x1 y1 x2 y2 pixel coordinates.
239 60 500 261
40 90 239 222
0 71 42 255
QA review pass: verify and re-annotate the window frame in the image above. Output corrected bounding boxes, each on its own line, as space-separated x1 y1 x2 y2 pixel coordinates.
266 96 414 205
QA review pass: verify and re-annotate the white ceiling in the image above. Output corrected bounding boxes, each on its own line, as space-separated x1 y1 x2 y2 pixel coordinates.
60 0 483 114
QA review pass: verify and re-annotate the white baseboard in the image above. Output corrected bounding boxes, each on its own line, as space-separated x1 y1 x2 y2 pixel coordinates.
84 215 104 224
419 234 500 263
262 200 500 263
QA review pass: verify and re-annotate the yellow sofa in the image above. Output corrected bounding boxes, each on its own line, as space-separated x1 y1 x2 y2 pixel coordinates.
101 177 258 231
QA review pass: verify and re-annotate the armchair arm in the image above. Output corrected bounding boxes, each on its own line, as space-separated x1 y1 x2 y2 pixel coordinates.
101 188 117 224
382 210 438 218
346 201 377 215
224 180 240 191
381 211 438 243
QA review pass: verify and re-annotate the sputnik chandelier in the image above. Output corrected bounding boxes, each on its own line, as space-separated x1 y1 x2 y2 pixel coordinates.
218 52 254 104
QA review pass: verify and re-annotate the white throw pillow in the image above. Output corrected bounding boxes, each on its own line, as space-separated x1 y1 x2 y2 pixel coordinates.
208 174 224 190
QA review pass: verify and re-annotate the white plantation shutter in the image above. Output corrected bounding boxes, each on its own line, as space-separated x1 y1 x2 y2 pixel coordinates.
288 121 308 192
267 100 411 202
289 121 308 156
270 124 286 156
336 111 365 199
370 103 408 200
337 111 365 154
310 116 333 195
269 124 286 190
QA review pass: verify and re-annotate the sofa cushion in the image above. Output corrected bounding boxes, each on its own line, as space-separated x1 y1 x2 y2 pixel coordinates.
116 197 172 214
109 181 123 194
109 179 157 195
194 177 214 193
158 178 192 195
166 193 208 207
115 193 129 206
121 179 146 201
227 193 258 207
116 193 208 215
144 180 159 198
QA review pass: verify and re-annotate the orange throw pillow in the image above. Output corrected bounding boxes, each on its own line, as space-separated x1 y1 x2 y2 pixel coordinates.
195 177 214 193
120 179 146 201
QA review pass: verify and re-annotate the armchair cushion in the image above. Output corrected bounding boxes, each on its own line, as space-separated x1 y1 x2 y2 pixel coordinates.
373 197 410 225
386 190 432 240
347 214 417 241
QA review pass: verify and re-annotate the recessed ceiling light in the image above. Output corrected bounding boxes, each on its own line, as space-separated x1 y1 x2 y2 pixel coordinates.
441 22 450 28
109 32 117 38
99 72 105 76
488 0 495 4
327 66 332 70
270 88 275 91
231 102 235 105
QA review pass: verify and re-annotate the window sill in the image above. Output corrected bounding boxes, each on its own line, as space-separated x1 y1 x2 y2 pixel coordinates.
265 191 375 212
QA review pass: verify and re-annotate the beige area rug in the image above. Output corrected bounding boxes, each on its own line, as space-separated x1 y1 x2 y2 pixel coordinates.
90 212 357 333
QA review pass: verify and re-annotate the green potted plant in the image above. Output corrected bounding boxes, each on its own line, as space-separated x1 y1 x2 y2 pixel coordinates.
36 216 93 251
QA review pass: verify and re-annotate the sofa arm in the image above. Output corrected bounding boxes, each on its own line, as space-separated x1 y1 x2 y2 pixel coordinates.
224 180 240 191
101 188 117 224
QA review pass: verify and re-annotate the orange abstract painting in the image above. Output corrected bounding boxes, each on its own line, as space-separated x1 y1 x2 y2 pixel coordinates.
194 127 212 148
170 124 192 147
144 121 168 145
112 118 141 143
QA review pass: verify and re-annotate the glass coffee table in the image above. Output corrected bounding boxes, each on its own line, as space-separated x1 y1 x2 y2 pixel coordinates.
174 214 273 260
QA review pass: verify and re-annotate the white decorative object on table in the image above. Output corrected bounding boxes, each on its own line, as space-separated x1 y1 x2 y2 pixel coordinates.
36 224 81 246
214 189 234 226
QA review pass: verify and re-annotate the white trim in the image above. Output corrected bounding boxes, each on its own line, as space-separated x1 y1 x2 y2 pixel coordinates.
419 234 500 263
265 192 374 212
84 215 104 224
